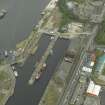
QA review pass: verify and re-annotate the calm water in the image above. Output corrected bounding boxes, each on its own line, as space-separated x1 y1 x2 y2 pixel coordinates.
0 1 70 105
0 0 50 49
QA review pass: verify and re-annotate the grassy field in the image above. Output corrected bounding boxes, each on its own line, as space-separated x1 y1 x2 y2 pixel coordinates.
57 0 74 32
57 0 85 32
102 68 105 75
73 0 84 4
0 94 5 103
0 65 14 105
44 84 59 105
95 21 105 45
95 33 105 45
40 75 65 105
0 71 8 81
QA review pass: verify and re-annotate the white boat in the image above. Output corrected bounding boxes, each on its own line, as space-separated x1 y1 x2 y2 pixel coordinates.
4 50 8 57
51 36 54 40
11 66 15 70
14 71 18 77
42 63 46 68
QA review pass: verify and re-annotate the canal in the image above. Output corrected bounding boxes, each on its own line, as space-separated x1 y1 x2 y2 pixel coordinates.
6 34 70 105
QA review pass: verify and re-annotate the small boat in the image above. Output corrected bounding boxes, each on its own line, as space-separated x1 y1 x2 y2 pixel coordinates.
4 50 8 57
0 9 7 19
51 36 54 40
42 63 46 68
35 72 42 80
35 73 41 80
11 65 16 70
40 63 47 71
14 71 18 77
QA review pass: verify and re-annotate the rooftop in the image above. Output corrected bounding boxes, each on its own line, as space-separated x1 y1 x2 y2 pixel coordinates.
86 81 101 96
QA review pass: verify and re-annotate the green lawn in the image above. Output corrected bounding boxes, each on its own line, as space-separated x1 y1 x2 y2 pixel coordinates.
75 0 84 3
102 68 105 75
95 33 105 45
44 84 59 105
69 0 84 4
53 75 64 87
0 71 8 81
95 21 105 45
57 0 75 32
0 94 5 103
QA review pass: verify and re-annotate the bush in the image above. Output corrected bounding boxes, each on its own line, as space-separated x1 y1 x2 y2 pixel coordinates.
57 0 75 32
95 21 105 45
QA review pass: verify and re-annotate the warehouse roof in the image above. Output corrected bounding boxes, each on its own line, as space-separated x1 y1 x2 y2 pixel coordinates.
86 81 101 96
82 66 92 73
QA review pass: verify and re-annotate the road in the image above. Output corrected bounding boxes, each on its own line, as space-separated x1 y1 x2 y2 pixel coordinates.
0 0 51 49
6 34 70 105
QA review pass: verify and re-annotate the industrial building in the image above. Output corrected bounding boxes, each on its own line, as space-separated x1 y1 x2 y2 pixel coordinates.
86 81 101 96
82 66 92 73
82 61 94 73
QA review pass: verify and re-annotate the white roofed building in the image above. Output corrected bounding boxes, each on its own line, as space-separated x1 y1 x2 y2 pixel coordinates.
90 61 95 67
82 66 92 73
86 81 101 96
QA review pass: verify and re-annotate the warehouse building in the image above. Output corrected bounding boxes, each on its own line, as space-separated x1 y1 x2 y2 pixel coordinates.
82 66 92 73
86 81 101 96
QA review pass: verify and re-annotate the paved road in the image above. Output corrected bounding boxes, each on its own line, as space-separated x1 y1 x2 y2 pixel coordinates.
6 34 70 105
0 0 50 49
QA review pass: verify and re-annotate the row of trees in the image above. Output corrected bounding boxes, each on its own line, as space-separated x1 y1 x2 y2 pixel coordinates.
57 0 75 32
95 21 105 45
57 0 85 32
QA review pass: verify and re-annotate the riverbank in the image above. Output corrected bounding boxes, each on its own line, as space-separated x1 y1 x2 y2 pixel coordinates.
0 0 51 49
14 0 58 65
0 0 55 105
0 64 16 105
